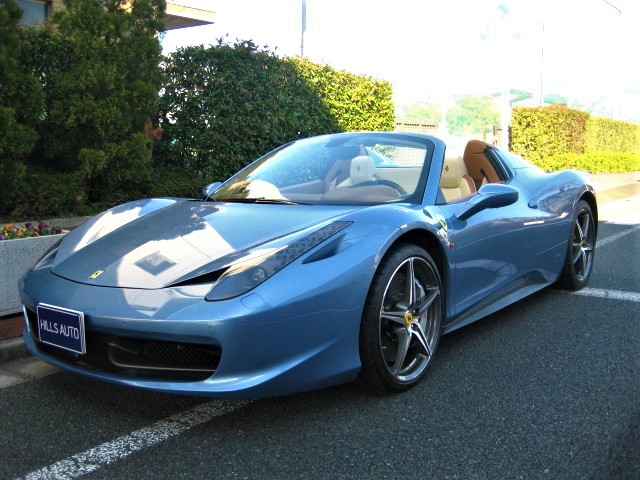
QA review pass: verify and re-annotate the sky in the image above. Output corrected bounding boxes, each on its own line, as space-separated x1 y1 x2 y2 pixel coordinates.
162 0 640 121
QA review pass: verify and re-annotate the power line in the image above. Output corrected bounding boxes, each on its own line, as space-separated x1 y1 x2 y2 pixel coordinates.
600 0 622 14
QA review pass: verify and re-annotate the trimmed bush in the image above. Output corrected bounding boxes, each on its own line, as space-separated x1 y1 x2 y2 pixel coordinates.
9 170 87 220
510 105 589 163
585 116 640 153
147 168 206 199
156 40 337 180
538 151 640 173
292 57 395 133
156 40 395 181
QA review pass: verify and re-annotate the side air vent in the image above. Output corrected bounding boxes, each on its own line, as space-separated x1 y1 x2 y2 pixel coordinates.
166 269 226 288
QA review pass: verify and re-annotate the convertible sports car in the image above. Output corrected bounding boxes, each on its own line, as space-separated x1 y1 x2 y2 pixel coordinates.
19 132 597 398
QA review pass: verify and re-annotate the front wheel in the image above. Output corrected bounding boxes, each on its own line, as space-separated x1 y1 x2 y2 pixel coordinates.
556 200 596 290
359 244 443 392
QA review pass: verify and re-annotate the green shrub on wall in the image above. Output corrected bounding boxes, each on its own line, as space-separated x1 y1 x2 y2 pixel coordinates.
156 40 395 181
510 105 589 163
585 117 640 153
539 151 640 173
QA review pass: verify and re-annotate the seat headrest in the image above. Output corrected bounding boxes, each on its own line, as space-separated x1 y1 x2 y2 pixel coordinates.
440 156 467 188
350 155 375 185
465 139 490 155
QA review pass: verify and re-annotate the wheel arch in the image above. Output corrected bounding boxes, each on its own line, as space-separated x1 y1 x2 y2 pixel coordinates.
580 191 598 237
384 228 451 319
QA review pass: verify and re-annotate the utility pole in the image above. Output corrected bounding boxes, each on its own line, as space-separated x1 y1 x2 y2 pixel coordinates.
301 0 306 57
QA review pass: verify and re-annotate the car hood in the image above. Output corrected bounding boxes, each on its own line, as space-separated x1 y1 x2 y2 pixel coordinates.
51 199 360 289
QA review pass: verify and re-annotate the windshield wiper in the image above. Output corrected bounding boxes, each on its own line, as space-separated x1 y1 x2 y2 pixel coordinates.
217 197 309 205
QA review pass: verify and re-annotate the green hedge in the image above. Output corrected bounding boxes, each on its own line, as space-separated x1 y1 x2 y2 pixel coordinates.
585 116 640 153
538 151 640 173
156 40 395 181
511 105 640 172
510 105 589 163
146 168 206 199
292 57 395 133
8 169 87 220
3 166 206 221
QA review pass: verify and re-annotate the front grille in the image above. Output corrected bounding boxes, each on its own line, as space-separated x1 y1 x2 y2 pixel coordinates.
25 307 220 382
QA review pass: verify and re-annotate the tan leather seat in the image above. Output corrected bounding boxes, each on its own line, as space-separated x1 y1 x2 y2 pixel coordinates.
440 156 476 202
463 139 501 189
336 155 376 187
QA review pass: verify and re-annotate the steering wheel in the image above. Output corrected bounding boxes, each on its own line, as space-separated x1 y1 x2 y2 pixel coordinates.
351 179 407 195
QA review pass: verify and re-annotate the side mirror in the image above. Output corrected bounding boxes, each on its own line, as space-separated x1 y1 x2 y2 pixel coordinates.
202 182 222 199
456 183 519 221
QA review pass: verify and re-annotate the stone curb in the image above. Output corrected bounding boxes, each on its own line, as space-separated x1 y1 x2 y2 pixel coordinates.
0 337 30 364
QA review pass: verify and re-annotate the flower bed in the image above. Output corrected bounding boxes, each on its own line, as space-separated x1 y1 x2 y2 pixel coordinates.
0 222 63 240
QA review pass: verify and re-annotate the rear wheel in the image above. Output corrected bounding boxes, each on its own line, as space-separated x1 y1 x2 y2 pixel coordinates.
359 244 443 392
557 200 595 290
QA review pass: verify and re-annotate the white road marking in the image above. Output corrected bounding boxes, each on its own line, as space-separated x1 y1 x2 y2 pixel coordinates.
598 224 640 247
18 400 250 480
572 287 640 303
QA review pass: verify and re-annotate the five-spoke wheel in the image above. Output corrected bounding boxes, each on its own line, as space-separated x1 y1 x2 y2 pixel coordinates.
557 200 596 290
359 244 442 391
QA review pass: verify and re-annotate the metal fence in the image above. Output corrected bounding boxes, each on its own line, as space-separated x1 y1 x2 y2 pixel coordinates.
394 121 439 136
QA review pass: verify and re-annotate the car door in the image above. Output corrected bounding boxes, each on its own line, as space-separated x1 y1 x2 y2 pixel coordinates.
435 152 541 329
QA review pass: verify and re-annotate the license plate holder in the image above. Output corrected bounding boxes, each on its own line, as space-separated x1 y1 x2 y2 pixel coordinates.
37 303 86 355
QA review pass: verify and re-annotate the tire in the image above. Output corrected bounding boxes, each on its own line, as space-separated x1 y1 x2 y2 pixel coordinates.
556 200 596 290
359 243 443 392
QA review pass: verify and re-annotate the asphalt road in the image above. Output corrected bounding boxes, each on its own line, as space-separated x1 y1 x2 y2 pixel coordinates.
0 220 638 480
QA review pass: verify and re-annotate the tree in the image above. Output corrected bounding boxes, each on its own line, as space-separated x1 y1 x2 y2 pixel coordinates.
31 0 166 202
398 102 441 123
0 0 44 216
446 95 500 136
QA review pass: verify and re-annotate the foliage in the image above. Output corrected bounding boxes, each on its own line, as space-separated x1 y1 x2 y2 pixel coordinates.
0 0 44 215
24 0 166 202
584 116 640 153
156 40 394 181
446 95 499 136
8 169 87 220
0 221 63 241
397 102 441 123
536 151 640 174
157 40 336 180
147 168 206 199
4 166 205 222
292 57 395 132
510 105 589 163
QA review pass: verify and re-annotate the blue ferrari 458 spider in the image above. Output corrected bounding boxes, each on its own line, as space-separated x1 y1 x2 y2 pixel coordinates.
19 132 597 398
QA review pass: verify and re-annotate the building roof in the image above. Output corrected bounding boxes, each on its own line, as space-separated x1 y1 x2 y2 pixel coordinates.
165 1 215 30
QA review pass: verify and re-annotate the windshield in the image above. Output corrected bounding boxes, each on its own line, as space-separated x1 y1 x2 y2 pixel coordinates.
211 133 434 205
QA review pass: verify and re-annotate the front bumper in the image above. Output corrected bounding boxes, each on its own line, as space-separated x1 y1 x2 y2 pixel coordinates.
19 251 375 398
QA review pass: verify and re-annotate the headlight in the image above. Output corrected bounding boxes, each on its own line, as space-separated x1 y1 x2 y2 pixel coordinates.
205 221 351 301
